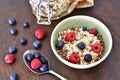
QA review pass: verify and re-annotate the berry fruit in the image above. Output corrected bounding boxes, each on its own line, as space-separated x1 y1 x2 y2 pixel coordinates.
56 40 64 49
8 18 16 26
82 27 88 31
92 43 103 53
84 54 92 62
8 46 17 54
77 42 86 50
33 40 41 49
35 29 46 40
65 32 76 42
5 54 15 64
20 38 27 45
10 28 18 35
31 58 42 69
10 73 18 80
40 56 48 64
26 53 34 62
69 53 80 64
89 28 98 35
34 52 41 58
23 21 29 28
39 64 49 72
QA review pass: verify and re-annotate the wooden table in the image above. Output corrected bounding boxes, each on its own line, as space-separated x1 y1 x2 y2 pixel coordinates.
0 0 120 80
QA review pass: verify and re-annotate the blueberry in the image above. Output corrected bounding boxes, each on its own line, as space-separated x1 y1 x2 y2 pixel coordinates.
8 46 17 54
22 21 29 28
8 18 16 25
10 28 18 35
40 56 48 64
82 27 88 31
20 38 27 45
34 52 41 58
77 42 86 50
10 73 18 80
26 53 34 62
39 64 49 72
56 40 64 49
84 54 92 62
33 40 41 49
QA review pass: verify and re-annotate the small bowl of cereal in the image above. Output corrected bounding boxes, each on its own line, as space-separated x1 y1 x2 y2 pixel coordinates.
51 15 112 69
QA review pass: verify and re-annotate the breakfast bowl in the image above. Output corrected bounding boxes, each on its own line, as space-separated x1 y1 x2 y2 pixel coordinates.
50 15 112 69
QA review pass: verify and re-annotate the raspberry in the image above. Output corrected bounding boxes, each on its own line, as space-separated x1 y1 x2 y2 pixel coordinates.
89 28 98 35
92 43 103 53
65 32 76 42
31 58 42 69
35 29 46 40
69 53 80 64
5 54 15 64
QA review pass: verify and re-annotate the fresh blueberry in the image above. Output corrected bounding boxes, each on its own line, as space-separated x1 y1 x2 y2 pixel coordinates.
40 56 48 64
56 40 64 49
84 54 92 62
10 28 18 35
10 73 18 80
20 38 27 45
77 42 86 50
22 21 29 28
82 27 88 31
34 52 41 58
8 46 17 54
26 53 34 62
39 64 49 72
8 18 16 26
33 40 41 49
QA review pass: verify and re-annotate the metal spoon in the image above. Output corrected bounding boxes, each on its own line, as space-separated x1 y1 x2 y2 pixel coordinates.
23 50 67 80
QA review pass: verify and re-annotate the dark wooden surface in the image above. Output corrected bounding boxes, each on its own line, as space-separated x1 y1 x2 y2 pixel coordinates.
0 0 120 80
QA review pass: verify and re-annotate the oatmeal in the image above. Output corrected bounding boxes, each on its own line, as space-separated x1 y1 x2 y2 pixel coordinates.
56 27 104 65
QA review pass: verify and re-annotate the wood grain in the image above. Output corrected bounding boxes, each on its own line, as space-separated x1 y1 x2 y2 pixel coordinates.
0 0 120 80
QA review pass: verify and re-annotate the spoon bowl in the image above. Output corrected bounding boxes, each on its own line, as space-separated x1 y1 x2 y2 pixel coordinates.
23 50 67 80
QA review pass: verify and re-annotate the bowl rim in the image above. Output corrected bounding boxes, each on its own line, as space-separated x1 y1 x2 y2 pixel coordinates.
50 15 113 69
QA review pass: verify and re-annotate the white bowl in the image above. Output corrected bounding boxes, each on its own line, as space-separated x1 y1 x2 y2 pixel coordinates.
51 15 112 69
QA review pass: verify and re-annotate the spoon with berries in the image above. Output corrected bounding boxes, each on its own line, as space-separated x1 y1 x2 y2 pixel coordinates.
23 50 67 80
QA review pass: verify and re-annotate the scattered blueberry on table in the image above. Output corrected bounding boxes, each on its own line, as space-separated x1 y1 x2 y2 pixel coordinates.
8 46 17 54
10 73 18 80
33 40 41 49
10 28 18 35
22 21 29 28
19 38 27 45
8 18 16 26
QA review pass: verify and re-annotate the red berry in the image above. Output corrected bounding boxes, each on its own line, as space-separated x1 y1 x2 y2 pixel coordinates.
65 32 76 42
69 53 80 64
89 28 98 35
92 43 103 53
35 29 46 40
31 58 42 69
5 54 15 64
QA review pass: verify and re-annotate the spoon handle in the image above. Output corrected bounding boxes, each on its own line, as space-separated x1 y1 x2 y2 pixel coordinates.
49 70 67 80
